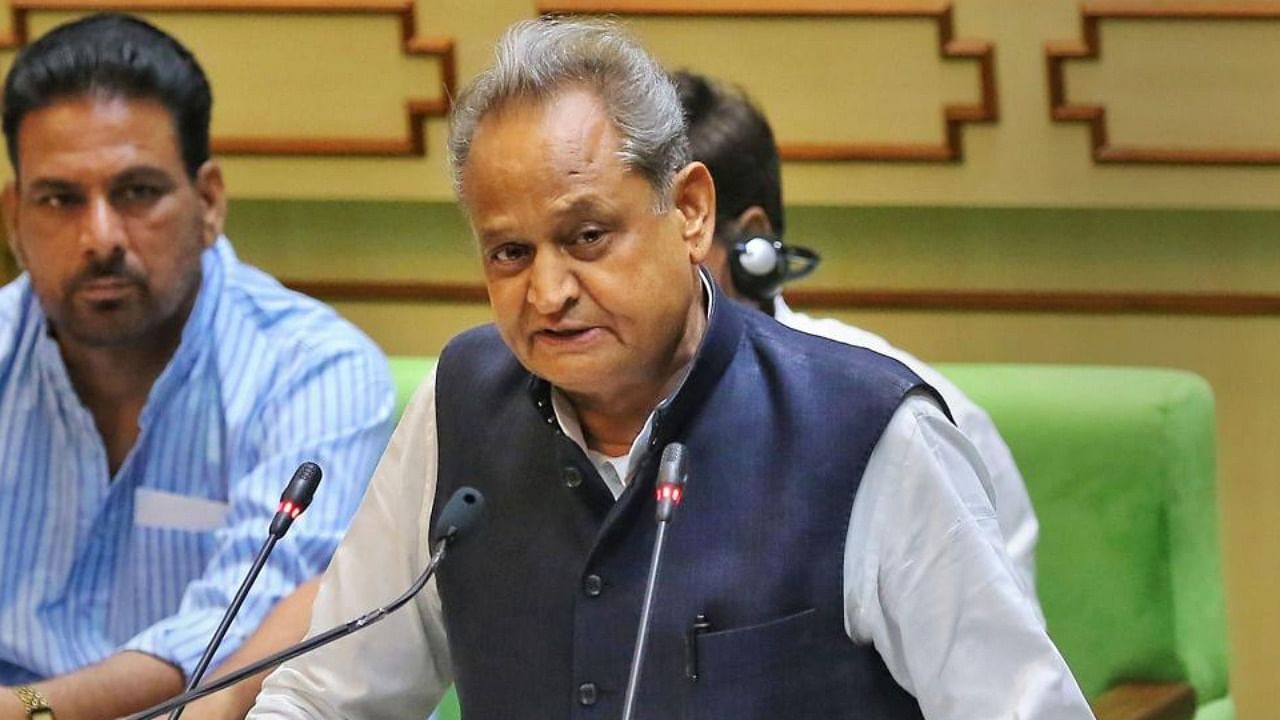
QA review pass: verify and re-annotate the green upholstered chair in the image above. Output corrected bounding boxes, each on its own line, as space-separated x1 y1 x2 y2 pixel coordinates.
389 356 437 418
937 364 1231 720
392 358 1231 720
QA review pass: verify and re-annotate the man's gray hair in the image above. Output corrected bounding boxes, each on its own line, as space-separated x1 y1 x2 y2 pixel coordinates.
448 17 689 210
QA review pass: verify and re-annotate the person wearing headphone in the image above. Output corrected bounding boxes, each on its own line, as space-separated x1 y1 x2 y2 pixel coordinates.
672 70 1041 607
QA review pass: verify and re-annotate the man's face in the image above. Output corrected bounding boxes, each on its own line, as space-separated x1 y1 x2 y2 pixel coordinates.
461 87 714 401
3 95 225 348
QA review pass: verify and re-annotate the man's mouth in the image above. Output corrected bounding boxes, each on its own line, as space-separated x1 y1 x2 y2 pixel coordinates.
76 277 138 303
534 326 601 345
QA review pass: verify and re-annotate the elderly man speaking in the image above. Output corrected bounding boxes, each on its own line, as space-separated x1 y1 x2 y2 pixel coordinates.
250 17 1093 720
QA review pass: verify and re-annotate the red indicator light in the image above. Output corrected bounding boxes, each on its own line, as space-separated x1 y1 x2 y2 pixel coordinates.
656 485 684 505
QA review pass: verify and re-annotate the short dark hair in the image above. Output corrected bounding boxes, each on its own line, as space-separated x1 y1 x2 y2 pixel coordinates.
2 12 212 178
671 70 783 243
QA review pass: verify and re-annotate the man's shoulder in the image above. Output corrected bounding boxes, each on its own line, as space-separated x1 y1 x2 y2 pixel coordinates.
776 308 990 428
204 244 392 406
0 274 29 321
437 323 524 383
745 307 923 389
0 276 34 364
215 248 385 362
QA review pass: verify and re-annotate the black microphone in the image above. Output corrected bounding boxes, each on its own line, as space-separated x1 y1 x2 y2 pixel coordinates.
622 443 689 720
126 486 486 720
169 462 323 720
269 461 323 537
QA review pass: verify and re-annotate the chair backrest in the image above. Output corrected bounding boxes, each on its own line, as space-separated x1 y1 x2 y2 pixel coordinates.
937 364 1229 706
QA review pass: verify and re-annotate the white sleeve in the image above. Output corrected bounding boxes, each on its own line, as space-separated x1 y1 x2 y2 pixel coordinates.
844 393 1093 720
249 370 451 720
952 399 1042 613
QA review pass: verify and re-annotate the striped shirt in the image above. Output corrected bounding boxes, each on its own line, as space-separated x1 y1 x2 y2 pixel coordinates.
0 237 394 683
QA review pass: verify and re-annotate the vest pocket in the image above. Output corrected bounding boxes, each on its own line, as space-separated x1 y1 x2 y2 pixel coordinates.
691 607 823 718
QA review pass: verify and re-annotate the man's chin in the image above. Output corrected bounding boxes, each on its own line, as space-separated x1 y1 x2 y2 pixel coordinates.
56 311 155 348
522 354 613 395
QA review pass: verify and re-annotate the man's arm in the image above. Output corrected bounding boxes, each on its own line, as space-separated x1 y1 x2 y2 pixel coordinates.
249 370 452 720
955 401 1042 606
845 393 1094 719
180 579 321 720
119 343 394 687
1 653 182 720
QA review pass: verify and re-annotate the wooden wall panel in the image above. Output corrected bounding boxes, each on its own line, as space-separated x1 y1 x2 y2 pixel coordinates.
539 0 998 162
0 0 455 157
1047 2 1280 164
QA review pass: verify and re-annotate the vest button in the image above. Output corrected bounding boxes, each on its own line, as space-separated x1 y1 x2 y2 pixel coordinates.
583 574 603 597
563 466 583 488
577 682 598 706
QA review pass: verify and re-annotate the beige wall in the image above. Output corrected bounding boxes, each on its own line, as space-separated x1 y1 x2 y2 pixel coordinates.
0 0 1277 714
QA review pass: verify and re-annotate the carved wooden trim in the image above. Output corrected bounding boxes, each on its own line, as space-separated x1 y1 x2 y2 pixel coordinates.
282 279 1280 316
1090 681 1196 720
538 0 998 163
1047 2 1280 164
0 0 455 157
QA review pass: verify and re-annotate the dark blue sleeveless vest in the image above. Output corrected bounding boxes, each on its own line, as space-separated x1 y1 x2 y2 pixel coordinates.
431 289 943 720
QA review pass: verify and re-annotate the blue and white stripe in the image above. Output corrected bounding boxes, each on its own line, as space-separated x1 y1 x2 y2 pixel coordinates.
0 237 394 682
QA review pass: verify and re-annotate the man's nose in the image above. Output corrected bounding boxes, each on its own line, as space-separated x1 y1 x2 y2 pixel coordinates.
79 195 126 258
527 250 578 315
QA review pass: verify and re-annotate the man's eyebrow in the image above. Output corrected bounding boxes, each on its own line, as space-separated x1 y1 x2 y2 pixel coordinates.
21 174 81 194
112 165 177 185
25 178 79 193
476 225 519 248
555 195 609 216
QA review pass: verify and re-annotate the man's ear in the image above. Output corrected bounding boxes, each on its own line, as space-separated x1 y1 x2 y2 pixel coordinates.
193 160 227 248
672 160 715 265
734 205 774 239
2 182 25 269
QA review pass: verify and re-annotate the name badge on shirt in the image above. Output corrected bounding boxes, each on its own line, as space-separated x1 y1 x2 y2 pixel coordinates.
134 487 229 532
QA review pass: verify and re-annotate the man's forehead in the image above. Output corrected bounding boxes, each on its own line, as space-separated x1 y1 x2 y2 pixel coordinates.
468 89 620 175
15 94 183 180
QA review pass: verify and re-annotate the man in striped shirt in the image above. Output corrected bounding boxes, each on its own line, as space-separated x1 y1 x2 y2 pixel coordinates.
0 13 394 720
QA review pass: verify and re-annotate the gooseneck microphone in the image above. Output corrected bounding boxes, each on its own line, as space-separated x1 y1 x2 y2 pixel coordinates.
268 461 324 538
126 486 486 720
170 462 323 720
621 443 689 720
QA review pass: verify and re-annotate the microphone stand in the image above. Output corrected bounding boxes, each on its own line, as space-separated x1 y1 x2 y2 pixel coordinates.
170 461 323 720
620 514 672 720
124 484 484 720
168 536 276 720
621 443 688 720
127 541 448 720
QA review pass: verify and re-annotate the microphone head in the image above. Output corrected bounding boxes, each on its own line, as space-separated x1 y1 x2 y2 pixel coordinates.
270 462 323 538
432 486 486 546
655 442 688 522
282 461 323 509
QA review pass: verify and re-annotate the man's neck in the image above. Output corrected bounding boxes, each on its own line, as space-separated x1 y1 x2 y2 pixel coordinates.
56 305 191 474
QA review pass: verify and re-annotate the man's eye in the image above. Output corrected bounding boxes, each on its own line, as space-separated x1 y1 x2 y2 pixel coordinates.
33 192 79 209
490 244 531 264
574 228 606 246
116 184 163 203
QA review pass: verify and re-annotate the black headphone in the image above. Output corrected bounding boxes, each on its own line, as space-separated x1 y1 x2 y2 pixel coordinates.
727 232 822 303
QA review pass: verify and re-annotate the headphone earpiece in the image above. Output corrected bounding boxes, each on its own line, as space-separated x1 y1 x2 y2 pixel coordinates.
727 233 822 303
